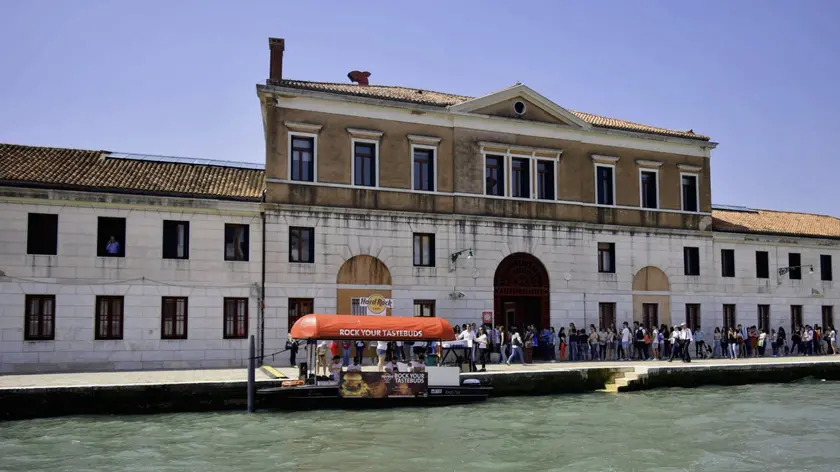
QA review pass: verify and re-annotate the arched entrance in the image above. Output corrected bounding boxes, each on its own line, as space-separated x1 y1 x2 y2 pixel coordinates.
336 255 392 316
493 253 550 329
632 266 671 332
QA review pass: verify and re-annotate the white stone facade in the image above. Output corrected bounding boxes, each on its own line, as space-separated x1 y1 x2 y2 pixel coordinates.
0 188 263 373
2 189 838 373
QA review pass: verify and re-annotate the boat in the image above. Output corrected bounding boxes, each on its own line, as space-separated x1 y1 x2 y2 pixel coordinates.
257 314 492 410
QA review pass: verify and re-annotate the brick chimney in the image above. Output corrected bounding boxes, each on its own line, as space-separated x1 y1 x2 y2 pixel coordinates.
268 37 285 83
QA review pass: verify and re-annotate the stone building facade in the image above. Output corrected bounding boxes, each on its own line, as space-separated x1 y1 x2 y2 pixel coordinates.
0 37 838 372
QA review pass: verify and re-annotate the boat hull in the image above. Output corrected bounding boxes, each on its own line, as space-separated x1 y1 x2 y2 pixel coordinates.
256 385 492 410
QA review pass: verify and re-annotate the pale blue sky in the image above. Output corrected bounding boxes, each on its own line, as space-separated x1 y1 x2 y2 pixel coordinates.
1 1 838 215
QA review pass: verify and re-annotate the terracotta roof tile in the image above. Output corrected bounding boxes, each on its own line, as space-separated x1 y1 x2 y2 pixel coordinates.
712 208 840 239
0 143 264 201
273 79 709 141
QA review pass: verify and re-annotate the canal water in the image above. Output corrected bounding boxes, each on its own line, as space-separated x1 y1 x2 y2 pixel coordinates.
1 381 838 472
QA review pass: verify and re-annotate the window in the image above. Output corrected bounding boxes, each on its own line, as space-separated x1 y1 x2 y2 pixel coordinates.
642 303 658 333
683 247 700 276
595 165 615 205
790 305 803 332
24 295 55 341
681 174 698 212
97 217 126 257
412 147 435 191
162 220 189 260
821 255 833 282
290 135 315 182
350 298 366 316
756 251 769 279
598 303 616 330
723 304 737 330
822 306 834 328
598 242 615 273
686 304 701 331
788 253 801 280
223 298 248 339
485 155 505 196
224 224 249 261
353 142 377 187
288 298 314 328
161 297 188 340
757 305 770 331
413 233 435 267
511 157 530 198
289 227 315 263
27 213 58 255
536 160 555 200
413 300 435 317
721 249 735 277
640 170 658 209
95 296 124 340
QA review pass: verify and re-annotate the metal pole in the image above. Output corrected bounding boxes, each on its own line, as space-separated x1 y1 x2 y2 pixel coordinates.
247 334 256 413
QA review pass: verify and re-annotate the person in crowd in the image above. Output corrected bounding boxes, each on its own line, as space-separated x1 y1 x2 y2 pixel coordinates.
633 322 646 361
660 325 671 359
737 324 747 358
506 327 525 365
316 340 330 377
558 327 567 361
411 355 427 372
827 326 837 355
384 357 397 373
611 325 621 361
346 356 362 372
651 325 661 360
598 326 608 361
606 327 616 361
727 327 738 359
375 339 389 372
770 329 778 357
286 334 299 367
694 327 705 358
498 326 507 364
791 327 802 355
354 339 366 365
668 325 682 362
588 325 600 361
712 327 722 358
476 326 489 372
814 325 822 355
621 322 632 361
413 340 427 361
758 328 768 357
489 325 500 362
530 325 539 362
681 322 693 363
777 326 787 356
457 324 477 371
803 325 814 356
569 324 579 361
329 355 343 382
340 340 352 367
548 326 557 362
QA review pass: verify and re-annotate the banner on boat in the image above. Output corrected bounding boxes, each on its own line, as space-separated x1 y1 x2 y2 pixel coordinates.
339 371 428 399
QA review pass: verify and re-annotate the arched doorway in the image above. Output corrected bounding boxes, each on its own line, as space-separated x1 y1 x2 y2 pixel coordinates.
632 266 671 332
336 255 392 316
493 253 550 329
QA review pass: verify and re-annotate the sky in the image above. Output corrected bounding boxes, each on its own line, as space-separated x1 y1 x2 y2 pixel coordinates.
1 1 839 215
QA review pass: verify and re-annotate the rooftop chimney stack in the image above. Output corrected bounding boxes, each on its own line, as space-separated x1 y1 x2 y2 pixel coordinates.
268 37 285 83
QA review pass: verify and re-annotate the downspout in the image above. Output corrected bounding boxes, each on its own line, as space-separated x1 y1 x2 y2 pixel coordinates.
260 192 267 363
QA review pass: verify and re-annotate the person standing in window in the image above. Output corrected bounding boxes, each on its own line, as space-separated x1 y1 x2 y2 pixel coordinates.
105 236 120 256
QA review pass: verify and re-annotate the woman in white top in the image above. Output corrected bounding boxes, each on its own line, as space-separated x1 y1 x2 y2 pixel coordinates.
476 327 489 371
375 340 389 372
329 355 343 382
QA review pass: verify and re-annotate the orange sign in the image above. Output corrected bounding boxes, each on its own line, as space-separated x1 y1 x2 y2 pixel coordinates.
290 314 456 341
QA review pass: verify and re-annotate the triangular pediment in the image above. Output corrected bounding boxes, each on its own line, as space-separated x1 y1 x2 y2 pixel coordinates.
449 84 591 129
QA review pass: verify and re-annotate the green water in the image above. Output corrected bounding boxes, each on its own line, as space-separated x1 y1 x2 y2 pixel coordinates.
1 382 839 472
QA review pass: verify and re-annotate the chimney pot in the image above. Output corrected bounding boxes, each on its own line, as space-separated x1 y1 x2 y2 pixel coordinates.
269 37 285 83
347 70 371 86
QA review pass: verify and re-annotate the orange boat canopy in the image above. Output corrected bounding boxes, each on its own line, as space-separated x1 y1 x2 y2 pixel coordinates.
290 314 456 341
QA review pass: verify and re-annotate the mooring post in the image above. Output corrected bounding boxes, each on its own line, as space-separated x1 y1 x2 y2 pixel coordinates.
248 334 256 413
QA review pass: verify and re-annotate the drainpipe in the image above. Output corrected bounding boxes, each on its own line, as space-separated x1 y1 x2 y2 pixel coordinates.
260 207 267 363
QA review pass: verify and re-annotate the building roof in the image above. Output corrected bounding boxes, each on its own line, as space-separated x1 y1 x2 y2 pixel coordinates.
272 79 710 142
712 207 840 239
0 143 264 201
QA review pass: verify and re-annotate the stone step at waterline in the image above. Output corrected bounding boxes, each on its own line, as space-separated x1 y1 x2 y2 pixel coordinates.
600 366 648 393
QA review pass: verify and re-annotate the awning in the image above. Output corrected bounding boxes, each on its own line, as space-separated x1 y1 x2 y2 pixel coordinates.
289 314 456 341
